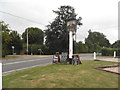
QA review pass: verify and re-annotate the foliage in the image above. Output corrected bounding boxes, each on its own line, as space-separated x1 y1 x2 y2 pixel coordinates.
85 30 111 52
22 27 44 45
0 21 10 32
1 21 22 57
111 40 120 48
10 31 22 54
45 5 82 54
74 41 88 53
2 31 11 57
101 47 120 57
22 44 49 55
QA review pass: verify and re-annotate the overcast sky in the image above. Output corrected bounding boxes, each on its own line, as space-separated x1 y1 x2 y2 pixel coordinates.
0 0 119 44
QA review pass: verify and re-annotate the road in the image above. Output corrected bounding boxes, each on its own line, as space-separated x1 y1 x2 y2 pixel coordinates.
2 56 52 74
2 53 109 74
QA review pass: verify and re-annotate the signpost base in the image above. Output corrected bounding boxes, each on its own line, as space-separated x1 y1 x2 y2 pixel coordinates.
69 58 72 64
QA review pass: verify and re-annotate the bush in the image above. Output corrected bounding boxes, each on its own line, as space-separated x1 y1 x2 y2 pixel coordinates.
101 48 120 57
22 44 50 55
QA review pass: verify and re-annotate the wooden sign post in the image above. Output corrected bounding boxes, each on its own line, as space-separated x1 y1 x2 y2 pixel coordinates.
72 55 82 65
53 52 60 64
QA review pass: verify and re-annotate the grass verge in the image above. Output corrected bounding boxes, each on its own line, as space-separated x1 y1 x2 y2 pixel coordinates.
2 55 21 60
3 60 119 88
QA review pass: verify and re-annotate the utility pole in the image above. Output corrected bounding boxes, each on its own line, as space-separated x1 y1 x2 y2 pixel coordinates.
26 29 28 55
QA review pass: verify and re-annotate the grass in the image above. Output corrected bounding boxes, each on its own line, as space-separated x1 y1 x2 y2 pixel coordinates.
2 55 52 60
2 55 21 60
3 60 119 88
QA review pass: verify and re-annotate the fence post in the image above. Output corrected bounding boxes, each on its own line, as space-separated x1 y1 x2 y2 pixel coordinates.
94 52 96 60
114 51 116 58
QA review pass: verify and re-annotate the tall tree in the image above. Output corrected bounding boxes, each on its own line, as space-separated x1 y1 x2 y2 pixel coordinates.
1 21 22 56
85 30 111 52
1 21 11 57
10 31 22 54
111 40 120 48
45 5 81 54
0 21 10 32
22 27 44 45
2 31 11 56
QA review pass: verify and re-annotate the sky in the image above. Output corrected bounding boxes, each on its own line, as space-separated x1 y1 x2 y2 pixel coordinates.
0 0 119 44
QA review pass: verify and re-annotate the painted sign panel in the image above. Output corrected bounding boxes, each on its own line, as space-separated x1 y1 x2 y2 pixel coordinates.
61 52 68 63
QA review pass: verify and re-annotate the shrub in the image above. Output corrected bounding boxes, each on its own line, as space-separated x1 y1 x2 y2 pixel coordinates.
101 48 120 57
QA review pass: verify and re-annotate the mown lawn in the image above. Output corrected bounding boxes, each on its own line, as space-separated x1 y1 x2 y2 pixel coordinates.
3 61 119 88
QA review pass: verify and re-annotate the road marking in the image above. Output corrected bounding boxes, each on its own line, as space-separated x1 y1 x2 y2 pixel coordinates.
3 58 49 65
3 62 51 75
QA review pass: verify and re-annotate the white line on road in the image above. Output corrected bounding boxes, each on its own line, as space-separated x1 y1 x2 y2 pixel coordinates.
3 58 49 65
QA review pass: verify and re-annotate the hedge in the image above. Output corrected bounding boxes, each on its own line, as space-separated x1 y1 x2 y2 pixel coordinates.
101 48 120 57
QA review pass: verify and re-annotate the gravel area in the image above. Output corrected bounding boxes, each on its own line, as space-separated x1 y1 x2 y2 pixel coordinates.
103 67 119 74
95 65 120 75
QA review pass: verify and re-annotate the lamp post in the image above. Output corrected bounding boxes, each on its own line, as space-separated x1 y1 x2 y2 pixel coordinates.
12 46 15 55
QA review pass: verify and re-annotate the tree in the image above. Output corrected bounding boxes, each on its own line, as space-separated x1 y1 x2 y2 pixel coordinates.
45 5 82 54
85 30 111 52
111 40 120 48
1 21 22 56
22 27 44 45
0 21 10 32
74 41 88 53
2 31 11 57
1 21 11 57
10 31 22 54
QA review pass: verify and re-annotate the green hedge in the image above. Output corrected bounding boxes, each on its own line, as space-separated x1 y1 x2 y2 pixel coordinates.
101 48 120 57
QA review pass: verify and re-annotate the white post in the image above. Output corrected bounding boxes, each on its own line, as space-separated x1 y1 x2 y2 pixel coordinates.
94 52 96 60
12 46 15 55
0 62 2 90
69 31 73 59
27 29 28 54
114 51 116 58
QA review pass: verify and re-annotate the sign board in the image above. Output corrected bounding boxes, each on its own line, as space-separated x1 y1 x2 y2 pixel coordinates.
72 55 82 65
53 54 60 64
67 20 76 31
61 52 68 63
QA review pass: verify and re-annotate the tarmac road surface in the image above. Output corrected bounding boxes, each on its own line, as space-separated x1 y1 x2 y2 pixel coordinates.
2 55 52 74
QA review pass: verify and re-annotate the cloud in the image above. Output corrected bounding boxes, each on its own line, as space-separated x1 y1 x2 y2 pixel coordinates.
0 0 119 44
